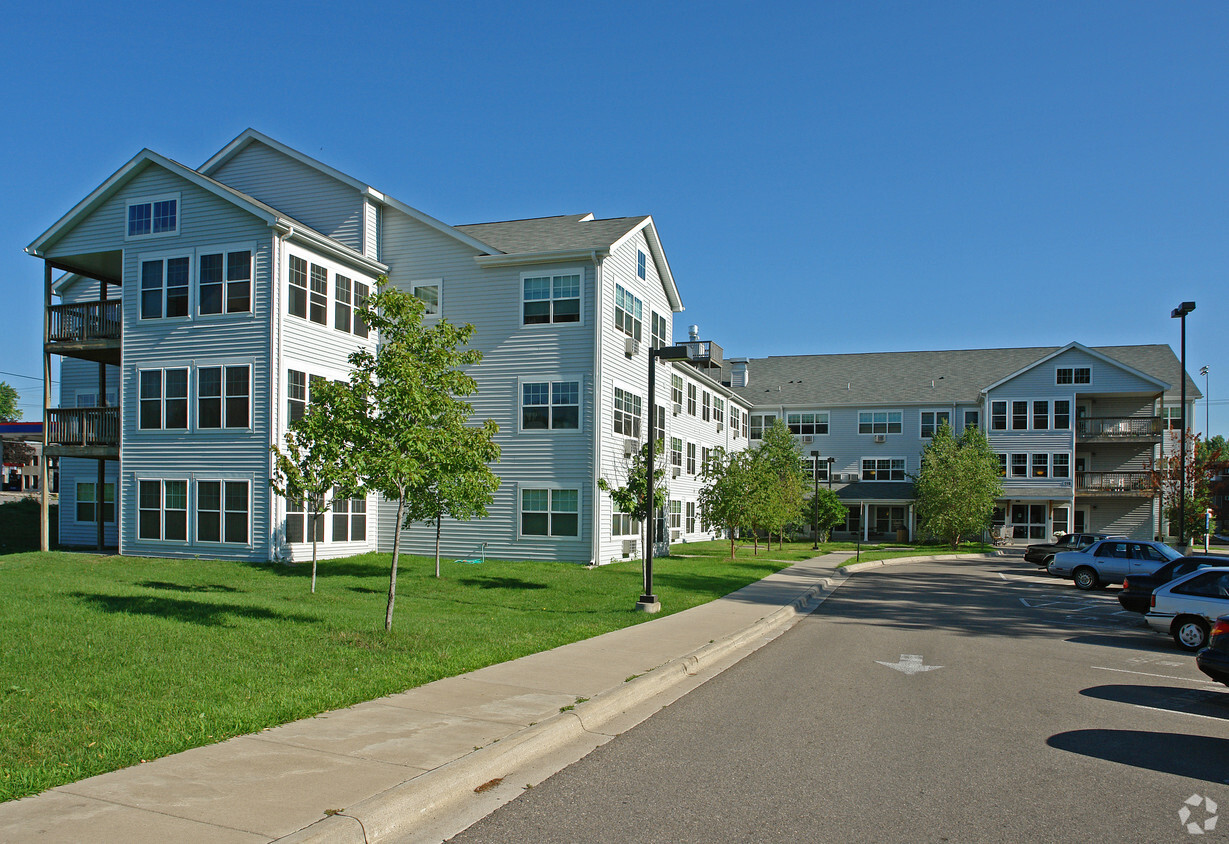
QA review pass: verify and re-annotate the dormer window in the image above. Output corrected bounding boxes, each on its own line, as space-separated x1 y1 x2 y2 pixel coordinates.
126 194 179 239
1056 366 1091 385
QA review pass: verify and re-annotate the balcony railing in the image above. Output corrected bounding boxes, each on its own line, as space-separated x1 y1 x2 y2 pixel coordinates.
1076 416 1163 439
1075 471 1155 495
46 407 119 448
48 300 122 343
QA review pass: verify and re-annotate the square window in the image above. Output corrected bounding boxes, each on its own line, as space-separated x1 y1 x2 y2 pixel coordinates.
523 272 581 325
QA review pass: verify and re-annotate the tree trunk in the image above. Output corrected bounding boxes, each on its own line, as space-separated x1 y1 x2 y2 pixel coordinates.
386 495 405 632
434 513 442 578
310 512 318 594
728 528 736 559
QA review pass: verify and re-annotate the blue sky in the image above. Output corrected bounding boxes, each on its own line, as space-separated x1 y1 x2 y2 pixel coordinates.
2 1 1225 432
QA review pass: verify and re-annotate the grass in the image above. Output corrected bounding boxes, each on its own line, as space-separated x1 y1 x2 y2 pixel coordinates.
0 545 792 802
672 537 992 566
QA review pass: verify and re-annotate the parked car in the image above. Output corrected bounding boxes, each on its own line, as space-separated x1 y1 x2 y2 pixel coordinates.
1145 567 1229 650
1117 556 1223 614
1048 539 1183 590
1195 614 1229 686
1023 533 1120 567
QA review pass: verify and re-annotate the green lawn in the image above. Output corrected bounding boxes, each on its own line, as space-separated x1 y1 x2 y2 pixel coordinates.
0 545 792 802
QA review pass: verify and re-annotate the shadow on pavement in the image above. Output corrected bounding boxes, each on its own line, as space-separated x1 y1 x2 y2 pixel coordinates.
1047 729 1229 783
1079 683 1229 719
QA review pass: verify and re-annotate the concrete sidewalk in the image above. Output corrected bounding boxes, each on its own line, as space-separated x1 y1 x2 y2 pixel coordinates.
0 549 930 843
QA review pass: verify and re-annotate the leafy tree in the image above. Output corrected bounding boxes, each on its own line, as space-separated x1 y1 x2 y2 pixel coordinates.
341 280 488 631
808 486 848 543
598 439 669 567
1150 430 1228 543
699 448 757 558
270 380 359 594
0 382 20 422
753 419 808 549
405 418 501 578
913 423 1002 548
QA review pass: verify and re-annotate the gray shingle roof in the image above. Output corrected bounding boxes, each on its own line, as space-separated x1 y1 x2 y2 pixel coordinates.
455 214 649 255
728 344 1198 408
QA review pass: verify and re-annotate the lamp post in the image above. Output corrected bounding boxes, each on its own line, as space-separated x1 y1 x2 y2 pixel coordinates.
827 456 835 490
638 344 692 613
1201 365 1209 437
1171 301 1196 545
811 450 821 550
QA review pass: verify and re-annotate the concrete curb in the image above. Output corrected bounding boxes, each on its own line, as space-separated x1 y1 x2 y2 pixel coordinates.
839 551 997 575
275 571 848 843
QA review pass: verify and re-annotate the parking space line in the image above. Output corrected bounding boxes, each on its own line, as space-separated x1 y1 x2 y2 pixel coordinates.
1091 666 1219 685
1131 703 1228 721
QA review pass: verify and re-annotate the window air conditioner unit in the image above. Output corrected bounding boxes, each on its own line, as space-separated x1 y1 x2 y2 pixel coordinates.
716 423 723 432
623 438 638 457
671 529 682 542
672 467 681 478
622 539 637 557
874 434 886 443
673 403 682 416
802 435 813 444
625 337 639 357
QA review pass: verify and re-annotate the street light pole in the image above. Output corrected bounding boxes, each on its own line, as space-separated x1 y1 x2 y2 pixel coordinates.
811 450 820 550
1171 301 1196 546
1201 365 1209 438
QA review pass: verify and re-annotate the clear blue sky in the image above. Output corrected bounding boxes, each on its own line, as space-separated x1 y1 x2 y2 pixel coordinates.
2 1 1225 433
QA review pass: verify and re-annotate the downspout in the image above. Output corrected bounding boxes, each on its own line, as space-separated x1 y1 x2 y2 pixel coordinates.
590 250 604 567
271 225 291 560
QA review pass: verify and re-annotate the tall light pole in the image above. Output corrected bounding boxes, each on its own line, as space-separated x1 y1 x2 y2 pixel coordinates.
811 450 821 550
1171 301 1196 544
1201 365 1209 437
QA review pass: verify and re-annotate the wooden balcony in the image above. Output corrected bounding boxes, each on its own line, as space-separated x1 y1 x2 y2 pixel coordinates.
1076 416 1163 442
46 300 121 364
43 407 119 459
1075 471 1155 497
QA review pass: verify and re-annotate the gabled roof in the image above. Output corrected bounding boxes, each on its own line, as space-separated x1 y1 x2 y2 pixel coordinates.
728 344 1196 408
201 129 499 257
980 341 1168 394
456 214 684 312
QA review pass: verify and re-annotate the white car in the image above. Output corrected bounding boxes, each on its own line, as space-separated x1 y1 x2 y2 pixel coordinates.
1145 566 1229 650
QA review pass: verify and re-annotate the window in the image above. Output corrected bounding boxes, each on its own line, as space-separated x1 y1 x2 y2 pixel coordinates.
611 503 640 537
75 482 114 523
671 374 684 407
137 479 187 541
523 380 580 430
1011 454 1028 478
614 284 643 340
288 369 307 425
1011 401 1028 430
714 398 724 426
1033 401 1049 430
991 401 1007 431
199 250 251 315
309 263 328 325
654 404 665 439
523 271 581 324
687 384 697 416
521 488 579 537
349 496 367 541
1054 400 1071 430
964 410 979 430
335 275 352 332
861 458 905 481
811 459 829 481
1053 454 1070 477
750 414 776 440
613 387 642 437
920 411 951 438
288 255 308 318
1057 366 1091 385
741 411 748 439
224 366 250 428
286 495 305 544
651 312 669 350
198 367 222 428
353 280 370 338
127 195 178 239
198 480 249 544
787 412 828 435
413 282 440 316
195 365 248 429
702 391 711 421
997 454 1007 477
686 501 696 533
637 249 647 280
332 487 350 542
140 256 190 319
701 447 711 472
858 411 902 435
687 442 696 475
669 500 682 529
1052 507 1070 534
1032 453 1049 478
1163 406 1183 431
670 437 683 469
139 368 188 430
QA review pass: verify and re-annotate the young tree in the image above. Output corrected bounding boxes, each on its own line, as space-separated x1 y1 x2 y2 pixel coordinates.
1149 431 1228 543
753 419 808 549
342 280 488 631
270 380 359 594
699 448 756 559
808 486 848 543
405 418 501 577
0 382 20 422
598 439 669 567
913 423 1003 549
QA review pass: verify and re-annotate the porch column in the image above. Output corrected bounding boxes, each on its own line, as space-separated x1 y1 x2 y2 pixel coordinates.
41 260 51 553
862 502 868 542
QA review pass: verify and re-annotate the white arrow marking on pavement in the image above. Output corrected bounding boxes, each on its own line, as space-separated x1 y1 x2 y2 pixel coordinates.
876 654 943 675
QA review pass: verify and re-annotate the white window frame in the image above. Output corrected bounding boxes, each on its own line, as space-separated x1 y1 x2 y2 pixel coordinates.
1031 453 1049 478
197 244 254 317
613 385 642 438
522 268 583 326
138 366 189 431
519 486 581 538
637 249 647 280
919 410 951 438
963 409 979 430
990 400 1008 431
196 363 252 431
1052 453 1071 478
137 478 189 542
138 251 192 321
614 283 643 341
861 457 906 481
787 411 829 436
1010 453 1028 478
196 478 251 545
520 377 583 432
1056 366 1092 386
125 192 180 240
412 279 442 318
858 410 902 435
75 481 115 523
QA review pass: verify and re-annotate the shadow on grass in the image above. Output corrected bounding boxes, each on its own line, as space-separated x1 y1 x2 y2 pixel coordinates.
247 558 390 580
457 576 548 591
138 581 242 594
71 592 319 627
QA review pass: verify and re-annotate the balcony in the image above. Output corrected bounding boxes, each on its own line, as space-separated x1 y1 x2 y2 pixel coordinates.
1075 471 1155 497
47 299 121 364
43 407 119 459
1076 416 1163 443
